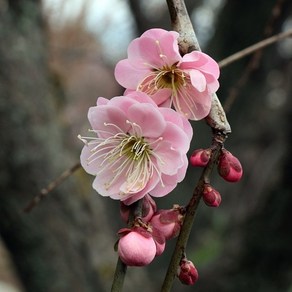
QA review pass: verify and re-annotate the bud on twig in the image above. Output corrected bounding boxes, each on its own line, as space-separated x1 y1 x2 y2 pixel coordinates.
218 149 243 182
177 258 199 285
202 184 222 207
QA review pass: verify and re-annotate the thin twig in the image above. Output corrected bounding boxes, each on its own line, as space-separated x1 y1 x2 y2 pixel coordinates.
23 162 81 212
222 0 288 113
161 133 225 291
111 258 128 292
219 29 292 68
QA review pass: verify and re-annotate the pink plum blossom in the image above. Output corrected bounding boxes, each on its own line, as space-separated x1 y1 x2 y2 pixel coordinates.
114 28 220 120
79 91 192 204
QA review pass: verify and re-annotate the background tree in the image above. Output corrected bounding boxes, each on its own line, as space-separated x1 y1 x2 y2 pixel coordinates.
0 0 291 291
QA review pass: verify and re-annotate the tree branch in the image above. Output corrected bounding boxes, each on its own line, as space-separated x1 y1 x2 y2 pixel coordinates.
162 0 230 290
166 0 231 135
219 28 292 68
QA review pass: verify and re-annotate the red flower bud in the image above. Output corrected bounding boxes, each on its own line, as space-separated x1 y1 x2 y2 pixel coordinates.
202 184 221 207
177 258 199 285
190 148 211 167
218 149 243 182
150 206 184 240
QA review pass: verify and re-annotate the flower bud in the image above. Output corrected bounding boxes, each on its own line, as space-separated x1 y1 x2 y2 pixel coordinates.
150 206 184 240
120 194 157 223
218 149 243 182
190 148 211 167
177 258 199 285
118 227 156 266
202 184 221 207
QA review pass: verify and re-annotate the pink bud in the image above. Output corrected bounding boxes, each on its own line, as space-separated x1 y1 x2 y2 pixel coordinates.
190 148 211 167
120 194 157 223
177 259 199 285
150 206 184 240
118 227 156 266
202 184 221 207
218 149 243 182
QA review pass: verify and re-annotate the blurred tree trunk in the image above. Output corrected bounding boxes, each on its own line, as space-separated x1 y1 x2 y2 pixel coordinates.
0 1 114 292
0 1 155 291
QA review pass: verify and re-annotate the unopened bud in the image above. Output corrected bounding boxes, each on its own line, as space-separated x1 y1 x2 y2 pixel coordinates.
118 227 156 266
150 206 184 240
190 148 211 167
218 149 243 182
177 258 199 285
202 184 221 207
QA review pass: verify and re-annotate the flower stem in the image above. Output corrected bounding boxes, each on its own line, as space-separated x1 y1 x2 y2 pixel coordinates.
111 258 127 292
111 199 144 292
161 133 226 291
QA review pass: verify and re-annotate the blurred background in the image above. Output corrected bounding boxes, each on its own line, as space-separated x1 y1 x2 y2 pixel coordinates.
0 0 291 291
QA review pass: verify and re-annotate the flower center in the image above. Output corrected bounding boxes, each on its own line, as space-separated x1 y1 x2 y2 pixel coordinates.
138 64 186 95
79 121 164 196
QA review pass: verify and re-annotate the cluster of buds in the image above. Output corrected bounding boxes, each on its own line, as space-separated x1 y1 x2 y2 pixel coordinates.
190 147 243 207
117 196 185 266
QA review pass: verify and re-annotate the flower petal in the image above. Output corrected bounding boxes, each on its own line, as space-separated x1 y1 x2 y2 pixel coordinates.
189 70 207 92
127 103 166 137
88 104 130 138
115 59 148 89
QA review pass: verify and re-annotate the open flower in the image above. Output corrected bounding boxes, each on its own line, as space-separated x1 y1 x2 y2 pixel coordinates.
115 28 220 120
79 91 192 204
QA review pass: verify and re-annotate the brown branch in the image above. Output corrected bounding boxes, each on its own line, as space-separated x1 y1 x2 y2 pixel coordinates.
166 0 231 135
23 162 81 212
219 29 292 69
162 0 230 290
161 132 226 291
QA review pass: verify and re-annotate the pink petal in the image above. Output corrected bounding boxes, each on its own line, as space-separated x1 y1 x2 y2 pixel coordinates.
149 174 178 197
154 141 184 175
173 88 212 121
204 74 220 92
160 122 191 153
158 107 193 142
189 70 207 92
115 59 148 89
80 145 98 175
127 37 166 68
149 88 172 106
141 28 178 40
181 51 220 79
180 51 208 68
88 105 130 138
126 91 157 106
107 95 137 113
96 97 109 106
127 103 166 137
